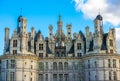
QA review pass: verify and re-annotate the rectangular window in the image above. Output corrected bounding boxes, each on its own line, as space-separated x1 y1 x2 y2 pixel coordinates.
64 74 68 81
108 59 111 68
45 74 48 81
10 72 14 81
45 62 48 70
88 60 90 68
113 71 117 80
59 74 63 81
39 53 43 58
77 53 82 57
39 74 43 81
31 65 33 69
53 74 57 81
6 72 8 81
77 43 81 50
72 62 75 70
109 71 111 80
110 39 113 47
13 40 17 47
113 59 116 68
39 44 43 50
78 62 82 70
11 60 15 69
13 50 17 55
6 60 8 69
39 62 44 70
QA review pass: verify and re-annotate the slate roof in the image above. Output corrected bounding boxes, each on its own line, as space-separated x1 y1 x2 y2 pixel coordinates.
46 39 52 54
88 40 94 52
68 40 75 54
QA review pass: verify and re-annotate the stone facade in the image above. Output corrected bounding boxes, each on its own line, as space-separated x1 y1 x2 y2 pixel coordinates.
0 14 120 81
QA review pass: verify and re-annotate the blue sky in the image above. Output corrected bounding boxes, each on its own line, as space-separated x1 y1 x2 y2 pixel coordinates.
0 0 120 55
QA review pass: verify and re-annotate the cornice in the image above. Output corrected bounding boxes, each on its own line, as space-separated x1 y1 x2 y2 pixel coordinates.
0 54 39 61
82 53 120 60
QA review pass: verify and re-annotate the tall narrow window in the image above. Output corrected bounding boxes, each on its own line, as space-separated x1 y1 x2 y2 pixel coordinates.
72 62 75 70
89 72 90 81
45 62 48 70
13 40 17 47
45 74 48 81
39 62 44 70
6 60 8 69
109 71 111 80
39 53 43 58
113 59 116 68
88 60 90 68
59 62 63 70
53 74 57 81
53 62 57 70
95 61 97 68
110 39 113 47
64 74 68 81
59 74 63 81
64 62 68 70
6 72 8 81
77 43 81 50
113 71 117 80
10 72 14 81
108 59 111 68
39 44 43 50
78 62 82 70
11 60 15 69
77 74 81 81
39 74 43 81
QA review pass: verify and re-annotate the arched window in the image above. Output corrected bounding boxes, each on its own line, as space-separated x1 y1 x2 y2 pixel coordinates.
64 62 68 70
53 62 57 70
59 62 63 70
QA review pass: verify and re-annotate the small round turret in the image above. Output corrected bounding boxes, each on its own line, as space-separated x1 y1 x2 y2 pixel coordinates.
96 14 103 20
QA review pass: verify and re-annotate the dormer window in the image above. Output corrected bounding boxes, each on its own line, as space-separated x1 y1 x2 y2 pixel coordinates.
109 39 113 47
13 50 17 55
39 44 43 50
77 43 81 50
13 40 17 47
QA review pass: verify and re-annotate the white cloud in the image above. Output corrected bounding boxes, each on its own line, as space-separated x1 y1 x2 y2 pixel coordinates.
116 28 120 54
73 0 120 26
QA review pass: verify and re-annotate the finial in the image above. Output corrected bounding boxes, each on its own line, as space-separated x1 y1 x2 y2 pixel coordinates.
20 8 22 16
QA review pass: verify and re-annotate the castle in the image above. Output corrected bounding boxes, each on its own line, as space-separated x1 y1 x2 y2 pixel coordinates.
0 14 120 81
